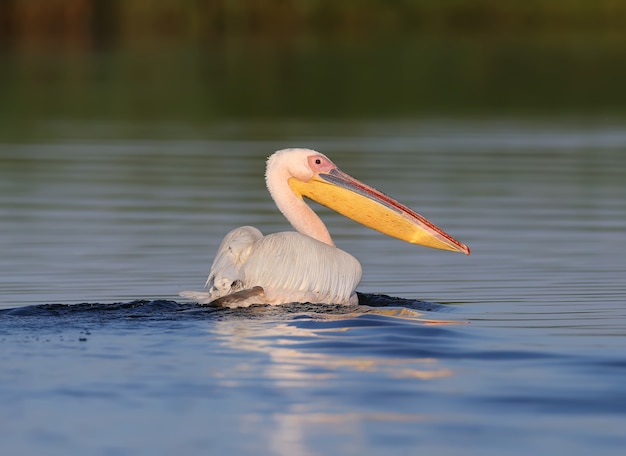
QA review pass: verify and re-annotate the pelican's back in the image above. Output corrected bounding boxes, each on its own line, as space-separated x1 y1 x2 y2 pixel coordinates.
243 232 362 305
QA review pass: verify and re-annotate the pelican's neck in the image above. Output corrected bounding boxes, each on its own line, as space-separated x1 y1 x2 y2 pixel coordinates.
266 157 335 247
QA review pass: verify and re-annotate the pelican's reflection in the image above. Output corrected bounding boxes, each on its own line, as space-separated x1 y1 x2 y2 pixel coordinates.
211 306 454 386
243 407 434 456
207 305 458 455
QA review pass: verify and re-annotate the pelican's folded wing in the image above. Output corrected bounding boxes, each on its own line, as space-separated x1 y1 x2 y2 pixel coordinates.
180 226 263 304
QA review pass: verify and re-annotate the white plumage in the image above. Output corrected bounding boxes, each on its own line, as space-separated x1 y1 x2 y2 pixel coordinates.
181 227 361 307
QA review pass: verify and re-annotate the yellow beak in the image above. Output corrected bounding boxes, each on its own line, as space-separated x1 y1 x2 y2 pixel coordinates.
288 168 470 255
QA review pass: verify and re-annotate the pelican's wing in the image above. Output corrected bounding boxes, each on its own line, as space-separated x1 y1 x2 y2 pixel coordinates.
180 226 263 305
242 232 362 305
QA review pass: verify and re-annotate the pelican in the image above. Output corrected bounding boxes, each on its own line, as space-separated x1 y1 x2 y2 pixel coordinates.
180 148 469 307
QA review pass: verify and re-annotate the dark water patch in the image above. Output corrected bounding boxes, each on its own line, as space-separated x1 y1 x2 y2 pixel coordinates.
0 299 184 317
0 294 457 346
593 359 626 370
484 393 626 416
284 332 560 363
0 293 448 321
358 292 451 311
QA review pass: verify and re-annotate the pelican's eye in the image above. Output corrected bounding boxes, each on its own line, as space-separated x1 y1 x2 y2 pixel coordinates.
308 155 335 173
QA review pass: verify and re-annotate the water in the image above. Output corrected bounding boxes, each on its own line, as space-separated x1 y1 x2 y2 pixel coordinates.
1 121 626 455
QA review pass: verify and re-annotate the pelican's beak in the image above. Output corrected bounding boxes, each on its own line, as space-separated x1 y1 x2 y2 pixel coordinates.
289 168 470 254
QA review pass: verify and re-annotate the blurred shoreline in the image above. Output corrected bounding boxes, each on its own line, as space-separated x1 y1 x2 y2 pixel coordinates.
1 1 625 140
1 1 625 52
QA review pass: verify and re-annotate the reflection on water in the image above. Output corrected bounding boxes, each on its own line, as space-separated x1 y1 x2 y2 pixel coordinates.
208 305 458 455
244 409 432 456
211 308 455 388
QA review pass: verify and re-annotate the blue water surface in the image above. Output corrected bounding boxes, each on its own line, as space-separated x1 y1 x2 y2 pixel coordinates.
1 122 626 455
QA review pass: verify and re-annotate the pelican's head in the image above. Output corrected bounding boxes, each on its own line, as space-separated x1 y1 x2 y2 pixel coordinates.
267 148 470 255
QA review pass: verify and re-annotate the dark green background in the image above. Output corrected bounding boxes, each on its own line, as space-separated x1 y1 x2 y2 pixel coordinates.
1 0 625 139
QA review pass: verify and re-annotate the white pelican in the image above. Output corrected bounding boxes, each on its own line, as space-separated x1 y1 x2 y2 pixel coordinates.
180 148 469 307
